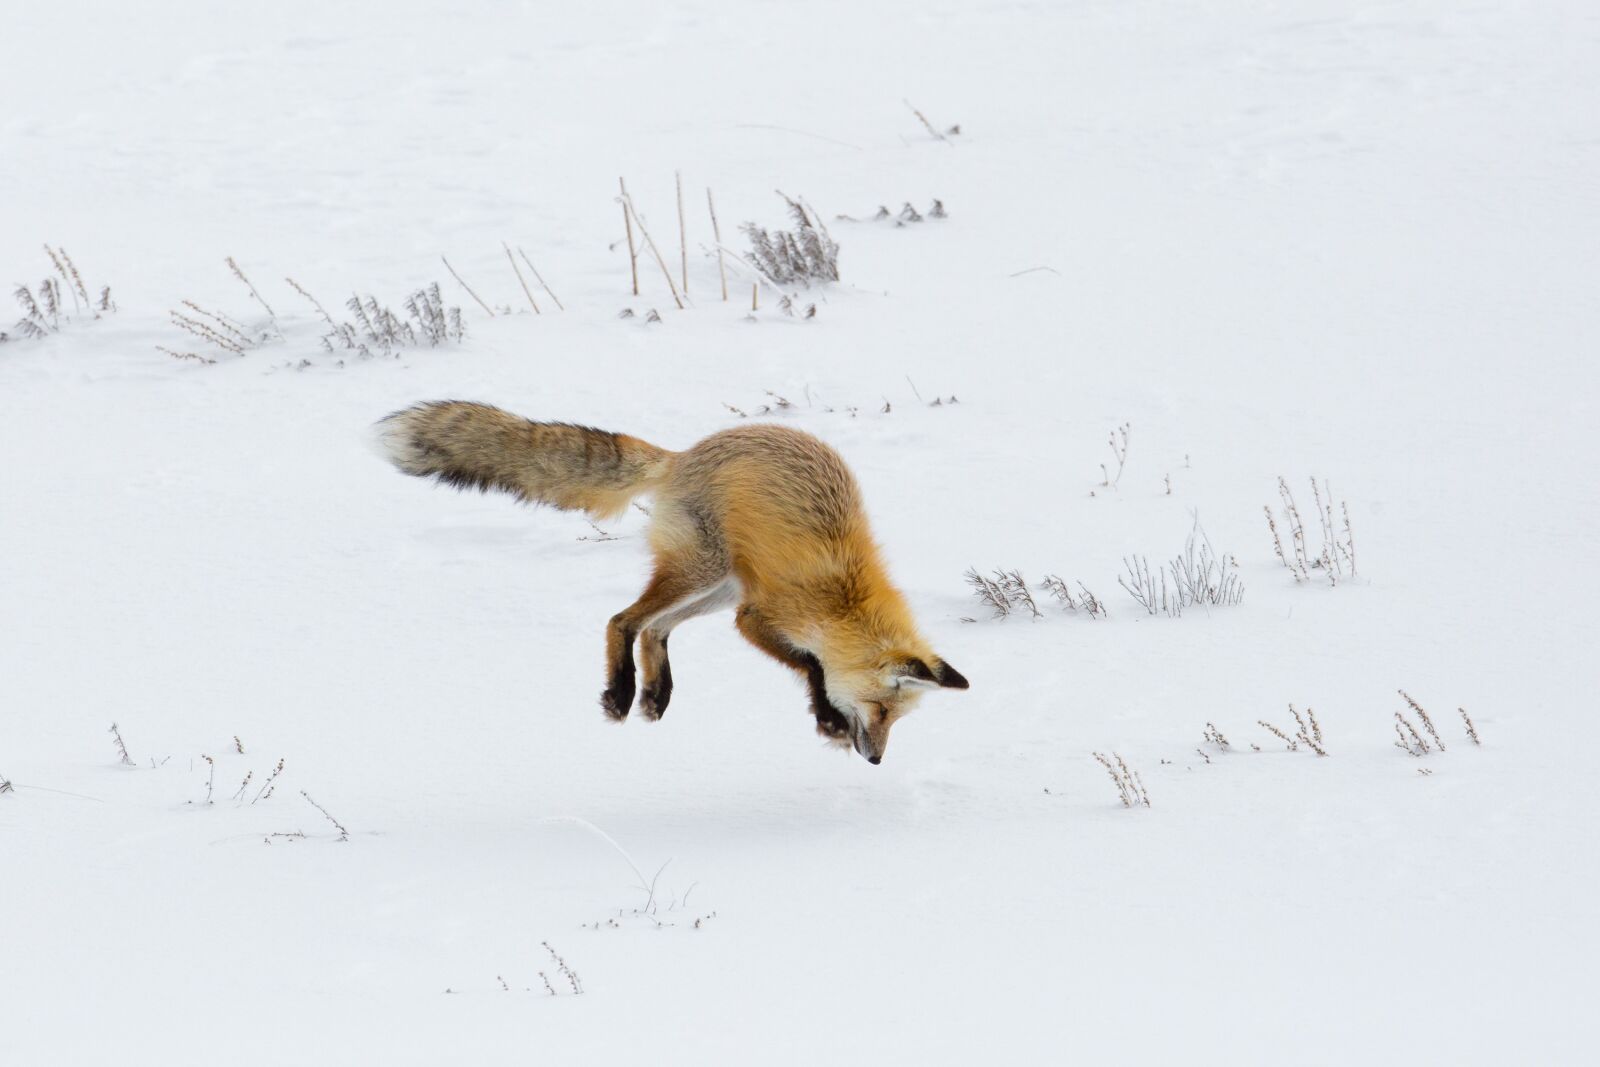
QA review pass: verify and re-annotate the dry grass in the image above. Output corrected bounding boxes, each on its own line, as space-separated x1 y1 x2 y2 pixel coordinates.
321 284 465 356
301 789 349 841
542 942 583 994
1119 520 1243 617
1394 711 1430 757
252 758 285 803
109 723 134 767
1093 752 1151 808
226 256 276 321
442 255 496 317
742 192 839 286
618 185 685 309
157 345 216 365
966 568 1106 621
903 99 957 144
1041 574 1109 619
169 300 260 356
1266 476 1356 584
1097 422 1131 491
1395 693 1484 756
1202 722 1231 750
1248 705 1327 756
1258 719 1297 751
1399 690 1446 751
5 246 116 343
835 199 950 227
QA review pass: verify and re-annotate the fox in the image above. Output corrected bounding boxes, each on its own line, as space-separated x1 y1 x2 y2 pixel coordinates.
375 401 967 763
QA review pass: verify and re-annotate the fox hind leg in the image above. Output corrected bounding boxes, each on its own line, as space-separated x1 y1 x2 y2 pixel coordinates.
637 577 740 720
603 574 689 720
602 569 733 721
636 632 673 720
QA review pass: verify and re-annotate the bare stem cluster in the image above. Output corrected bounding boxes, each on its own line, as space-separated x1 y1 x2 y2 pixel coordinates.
1119 520 1243 617
1266 477 1356 584
1093 752 1151 808
965 568 1106 620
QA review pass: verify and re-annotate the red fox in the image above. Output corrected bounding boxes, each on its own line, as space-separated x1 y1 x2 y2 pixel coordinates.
376 401 967 763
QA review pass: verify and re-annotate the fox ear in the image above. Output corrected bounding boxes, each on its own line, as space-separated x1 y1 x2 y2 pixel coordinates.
932 659 969 690
895 657 969 690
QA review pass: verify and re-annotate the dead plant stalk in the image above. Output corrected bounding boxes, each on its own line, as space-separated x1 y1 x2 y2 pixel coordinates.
707 188 728 301
503 243 540 314
441 256 495 317
620 193 685 309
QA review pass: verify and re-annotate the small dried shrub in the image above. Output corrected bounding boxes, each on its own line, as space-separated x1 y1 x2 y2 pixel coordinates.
109 723 134 767
1099 423 1131 489
3 246 115 343
742 192 839 285
1092 752 1151 808
967 568 1106 620
321 283 465 357
1266 477 1356 584
1119 521 1243 617
1041 575 1109 619
301 789 349 841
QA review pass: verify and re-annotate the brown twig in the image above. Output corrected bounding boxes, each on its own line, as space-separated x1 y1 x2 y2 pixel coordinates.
903 99 952 146
707 188 728 301
301 789 349 841
676 170 688 297
619 193 685 309
619 177 640 296
226 257 277 320
1400 690 1445 751
109 723 134 766
503 242 540 314
515 248 563 310
285 277 336 326
441 256 495 317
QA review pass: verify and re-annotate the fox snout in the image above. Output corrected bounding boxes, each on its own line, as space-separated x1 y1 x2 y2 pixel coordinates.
853 718 888 765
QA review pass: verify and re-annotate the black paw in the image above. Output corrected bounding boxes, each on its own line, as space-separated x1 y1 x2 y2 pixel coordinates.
638 664 673 721
600 677 635 721
814 705 851 740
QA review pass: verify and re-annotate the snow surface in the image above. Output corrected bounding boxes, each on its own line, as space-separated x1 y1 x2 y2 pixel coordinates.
3 1 1597 1063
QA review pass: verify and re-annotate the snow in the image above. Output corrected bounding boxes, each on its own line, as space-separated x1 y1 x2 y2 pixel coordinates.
2 0 1597 1062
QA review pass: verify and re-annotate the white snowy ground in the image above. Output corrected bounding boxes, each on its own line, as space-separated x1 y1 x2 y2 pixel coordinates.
2 1 1597 1062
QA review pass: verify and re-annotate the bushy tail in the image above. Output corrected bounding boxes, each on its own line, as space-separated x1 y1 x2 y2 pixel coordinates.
375 401 672 520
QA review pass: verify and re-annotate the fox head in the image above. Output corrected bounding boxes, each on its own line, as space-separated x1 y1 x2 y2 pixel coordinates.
818 649 969 764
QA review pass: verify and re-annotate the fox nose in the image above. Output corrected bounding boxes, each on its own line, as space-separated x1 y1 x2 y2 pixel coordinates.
867 754 882 765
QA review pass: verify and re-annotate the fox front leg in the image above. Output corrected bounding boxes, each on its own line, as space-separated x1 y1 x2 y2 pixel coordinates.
734 605 853 741
794 651 852 742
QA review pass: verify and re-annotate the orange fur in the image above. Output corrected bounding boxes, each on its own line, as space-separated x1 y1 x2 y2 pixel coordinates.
376 404 967 762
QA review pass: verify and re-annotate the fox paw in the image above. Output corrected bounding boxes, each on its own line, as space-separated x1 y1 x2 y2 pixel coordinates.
638 689 668 721
600 682 634 721
814 711 851 746
638 663 672 721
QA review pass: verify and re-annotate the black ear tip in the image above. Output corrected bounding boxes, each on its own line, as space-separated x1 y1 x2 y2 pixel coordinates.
937 663 970 690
